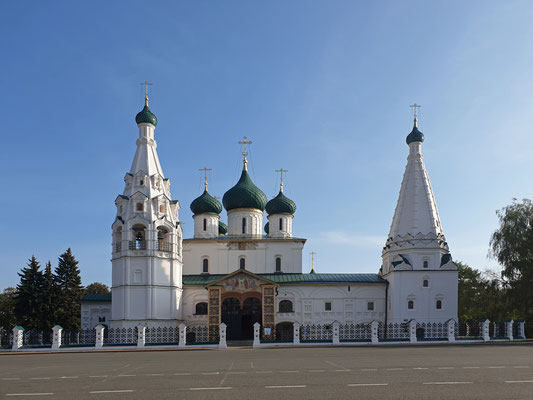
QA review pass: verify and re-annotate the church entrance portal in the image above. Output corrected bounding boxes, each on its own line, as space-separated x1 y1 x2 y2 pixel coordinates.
221 297 262 340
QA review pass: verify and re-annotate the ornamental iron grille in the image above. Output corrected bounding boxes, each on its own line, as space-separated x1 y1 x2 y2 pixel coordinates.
104 327 137 345
416 322 447 339
300 324 333 342
457 321 481 338
378 322 409 340
186 325 210 344
0 328 13 348
339 323 372 341
489 322 506 339
61 329 96 346
145 327 179 344
512 321 520 338
22 330 53 346
209 325 220 343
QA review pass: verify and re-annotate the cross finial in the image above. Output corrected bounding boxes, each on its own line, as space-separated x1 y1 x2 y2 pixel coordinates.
140 81 153 105
238 136 252 170
199 167 212 190
410 103 421 127
310 251 317 272
275 168 289 192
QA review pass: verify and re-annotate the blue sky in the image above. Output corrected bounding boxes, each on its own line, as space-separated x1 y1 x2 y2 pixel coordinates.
1 1 532 289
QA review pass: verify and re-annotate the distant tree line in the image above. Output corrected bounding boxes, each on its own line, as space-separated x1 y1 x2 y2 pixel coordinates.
0 248 110 332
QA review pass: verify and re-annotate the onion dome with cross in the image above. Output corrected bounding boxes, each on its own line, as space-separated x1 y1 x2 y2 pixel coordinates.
190 168 222 215
406 103 424 145
266 168 296 215
135 81 158 127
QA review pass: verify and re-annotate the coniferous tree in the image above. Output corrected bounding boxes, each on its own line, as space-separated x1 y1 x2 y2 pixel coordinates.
14 256 46 330
53 249 83 330
0 287 17 331
42 261 55 328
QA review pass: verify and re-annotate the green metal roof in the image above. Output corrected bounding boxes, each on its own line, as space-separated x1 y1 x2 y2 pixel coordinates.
81 293 112 302
222 168 267 211
135 100 158 127
406 121 424 144
266 190 296 215
218 221 228 235
190 189 222 215
182 273 385 286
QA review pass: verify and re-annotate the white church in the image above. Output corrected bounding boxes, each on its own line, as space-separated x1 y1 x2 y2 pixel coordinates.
81 95 458 341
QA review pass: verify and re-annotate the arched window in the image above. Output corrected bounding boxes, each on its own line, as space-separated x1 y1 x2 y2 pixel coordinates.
202 258 209 273
203 218 207 231
136 203 143 211
159 204 166 213
239 257 246 270
195 302 208 315
139 180 144 186
157 227 170 252
408 300 414 310
423 279 429 287
423 260 429 268
436 300 442 310
242 218 246 234
279 300 293 313
279 218 283 230
131 224 146 250
275 257 282 272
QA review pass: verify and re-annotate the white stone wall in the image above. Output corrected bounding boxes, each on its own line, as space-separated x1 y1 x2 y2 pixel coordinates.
267 214 293 238
193 214 219 238
182 239 304 275
227 209 263 236
81 302 112 330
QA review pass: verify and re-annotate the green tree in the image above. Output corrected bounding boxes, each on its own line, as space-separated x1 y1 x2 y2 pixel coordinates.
0 287 17 330
14 256 46 330
490 198 533 325
84 282 110 295
42 262 56 328
53 249 83 330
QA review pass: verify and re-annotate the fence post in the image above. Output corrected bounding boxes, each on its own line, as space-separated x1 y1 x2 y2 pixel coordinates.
293 322 300 345
253 322 260 348
95 324 105 348
516 320 525 339
371 321 379 344
12 326 23 350
447 319 455 342
52 325 62 350
409 320 417 343
481 319 490 341
505 319 514 340
178 323 186 348
218 323 227 349
332 321 340 345
137 325 146 348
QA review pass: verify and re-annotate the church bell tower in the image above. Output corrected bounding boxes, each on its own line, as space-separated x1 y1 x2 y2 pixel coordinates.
110 88 183 328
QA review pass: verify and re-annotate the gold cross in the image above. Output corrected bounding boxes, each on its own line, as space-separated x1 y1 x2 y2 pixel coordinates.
238 136 252 169
275 168 288 192
199 167 212 190
310 251 317 271
410 103 421 118
140 81 152 98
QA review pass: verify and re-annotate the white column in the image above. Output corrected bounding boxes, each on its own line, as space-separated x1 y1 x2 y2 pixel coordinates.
12 326 23 350
447 320 455 342
481 319 490 342
505 320 514 340
178 323 186 348
137 325 146 348
293 322 300 345
95 324 105 348
253 322 261 348
52 325 62 350
218 323 227 349
371 321 379 344
332 321 340 345
409 320 417 343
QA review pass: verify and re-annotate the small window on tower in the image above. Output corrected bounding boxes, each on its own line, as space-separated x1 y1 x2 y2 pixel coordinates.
423 279 429 287
239 257 246 270
119 205 123 214
423 260 429 268
202 258 209 273
136 203 143 211
408 300 414 310
140 180 144 186
242 218 246 234
367 301 374 311
279 218 283 230
275 257 281 272
436 300 442 310
160 205 165 213
203 218 207 231
325 302 332 311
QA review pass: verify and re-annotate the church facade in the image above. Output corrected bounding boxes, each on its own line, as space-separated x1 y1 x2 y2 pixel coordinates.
81 97 458 341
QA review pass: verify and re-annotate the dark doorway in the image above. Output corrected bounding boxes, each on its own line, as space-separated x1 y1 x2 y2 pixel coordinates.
221 296 262 340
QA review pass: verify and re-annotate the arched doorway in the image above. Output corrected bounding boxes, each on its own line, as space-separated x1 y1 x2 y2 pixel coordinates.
221 296 262 340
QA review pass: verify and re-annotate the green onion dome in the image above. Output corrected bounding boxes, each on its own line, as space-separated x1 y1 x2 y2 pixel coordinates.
264 222 269 234
190 189 222 215
218 221 228 235
406 119 424 145
222 168 267 211
135 98 158 127
265 190 296 215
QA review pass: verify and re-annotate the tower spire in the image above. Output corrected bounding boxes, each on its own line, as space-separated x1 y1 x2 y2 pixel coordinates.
275 168 288 192
238 136 252 171
199 167 212 191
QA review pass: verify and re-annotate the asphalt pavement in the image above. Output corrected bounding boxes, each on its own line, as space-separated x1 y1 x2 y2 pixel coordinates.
1 343 532 399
